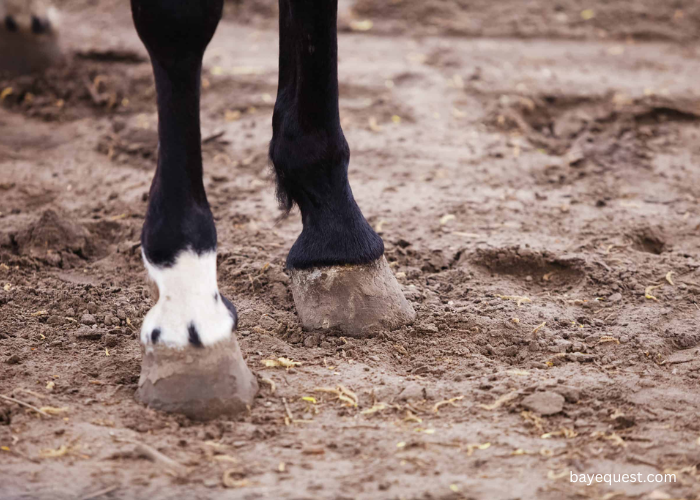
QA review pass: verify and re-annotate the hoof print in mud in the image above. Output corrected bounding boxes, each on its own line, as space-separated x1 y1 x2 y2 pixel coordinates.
628 226 668 255
471 247 586 288
289 256 416 337
138 338 258 421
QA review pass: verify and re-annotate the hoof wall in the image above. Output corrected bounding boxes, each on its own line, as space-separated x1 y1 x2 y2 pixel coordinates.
289 256 416 337
137 338 257 420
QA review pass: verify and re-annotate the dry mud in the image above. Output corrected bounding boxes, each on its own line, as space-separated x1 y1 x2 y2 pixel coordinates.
1 1 699 499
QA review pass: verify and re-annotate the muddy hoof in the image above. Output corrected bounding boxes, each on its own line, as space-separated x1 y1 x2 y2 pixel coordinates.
138 338 258 420
289 256 416 337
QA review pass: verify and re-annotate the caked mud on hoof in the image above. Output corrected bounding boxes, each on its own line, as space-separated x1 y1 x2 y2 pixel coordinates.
289 256 416 337
138 338 258 421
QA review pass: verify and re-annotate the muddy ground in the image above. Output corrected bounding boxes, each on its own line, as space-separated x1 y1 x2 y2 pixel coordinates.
1 1 700 499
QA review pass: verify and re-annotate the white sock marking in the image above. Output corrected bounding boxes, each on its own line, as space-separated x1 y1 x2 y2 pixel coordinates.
141 250 234 348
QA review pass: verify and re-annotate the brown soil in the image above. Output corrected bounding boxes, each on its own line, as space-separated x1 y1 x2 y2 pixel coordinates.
350 0 700 42
2 1 700 499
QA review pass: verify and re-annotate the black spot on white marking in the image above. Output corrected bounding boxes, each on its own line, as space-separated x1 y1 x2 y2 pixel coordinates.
31 16 48 34
188 323 203 348
151 328 161 344
221 295 238 330
4 16 18 32
214 292 219 302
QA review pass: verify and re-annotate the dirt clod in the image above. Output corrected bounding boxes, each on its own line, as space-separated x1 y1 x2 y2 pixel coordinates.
521 391 565 416
11 210 98 266
5 354 21 365
80 313 96 326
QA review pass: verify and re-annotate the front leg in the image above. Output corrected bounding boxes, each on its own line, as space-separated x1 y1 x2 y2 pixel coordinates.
269 0 415 336
131 0 257 419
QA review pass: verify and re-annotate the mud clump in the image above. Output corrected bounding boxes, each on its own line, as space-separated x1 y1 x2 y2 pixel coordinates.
521 391 565 416
9 209 101 267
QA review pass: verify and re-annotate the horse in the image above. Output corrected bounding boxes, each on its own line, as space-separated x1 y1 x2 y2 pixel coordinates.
0 0 415 419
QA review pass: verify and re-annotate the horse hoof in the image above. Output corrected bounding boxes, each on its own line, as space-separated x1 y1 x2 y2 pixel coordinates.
137 337 258 420
289 256 416 337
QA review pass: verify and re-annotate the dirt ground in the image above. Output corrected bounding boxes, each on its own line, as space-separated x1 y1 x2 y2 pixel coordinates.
1 1 700 499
